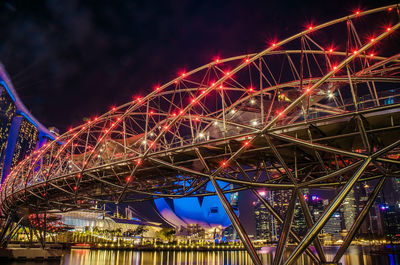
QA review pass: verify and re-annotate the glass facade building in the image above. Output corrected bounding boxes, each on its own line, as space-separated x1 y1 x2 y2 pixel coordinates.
0 63 56 184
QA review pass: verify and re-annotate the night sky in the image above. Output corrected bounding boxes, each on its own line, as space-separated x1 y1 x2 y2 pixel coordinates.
0 0 394 133
0 0 396 233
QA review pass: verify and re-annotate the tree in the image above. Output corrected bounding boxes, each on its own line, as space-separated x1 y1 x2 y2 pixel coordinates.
132 225 148 237
157 227 175 242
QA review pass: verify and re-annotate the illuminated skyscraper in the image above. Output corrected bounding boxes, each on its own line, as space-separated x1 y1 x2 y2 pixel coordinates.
342 189 357 230
0 63 56 183
10 118 39 168
323 211 342 241
254 190 291 242
0 83 16 166
254 193 276 241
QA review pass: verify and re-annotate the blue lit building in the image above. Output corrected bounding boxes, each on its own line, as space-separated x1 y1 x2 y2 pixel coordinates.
0 63 56 184
154 180 238 231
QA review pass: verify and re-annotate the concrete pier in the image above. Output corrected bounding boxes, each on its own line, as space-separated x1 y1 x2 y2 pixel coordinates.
0 247 62 261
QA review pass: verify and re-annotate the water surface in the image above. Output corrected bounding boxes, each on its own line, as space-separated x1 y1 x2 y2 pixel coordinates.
4 246 400 265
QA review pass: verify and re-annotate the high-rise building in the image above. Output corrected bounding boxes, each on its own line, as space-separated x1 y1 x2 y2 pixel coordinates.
0 63 56 184
10 117 39 168
0 83 16 166
342 189 357 230
254 190 291 242
292 190 309 237
382 205 400 240
323 211 342 242
254 194 276 241
356 182 385 237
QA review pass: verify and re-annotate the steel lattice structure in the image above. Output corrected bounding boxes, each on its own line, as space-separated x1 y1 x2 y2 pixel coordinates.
1 5 400 265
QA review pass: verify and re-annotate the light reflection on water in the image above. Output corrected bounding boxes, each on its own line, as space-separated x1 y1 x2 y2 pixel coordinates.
4 246 400 265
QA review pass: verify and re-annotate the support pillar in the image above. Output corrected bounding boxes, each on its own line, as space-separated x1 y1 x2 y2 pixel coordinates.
284 157 371 265
210 177 262 265
273 189 297 265
333 176 386 263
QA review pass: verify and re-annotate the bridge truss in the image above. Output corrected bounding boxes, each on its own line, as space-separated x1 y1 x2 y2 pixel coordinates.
1 4 400 265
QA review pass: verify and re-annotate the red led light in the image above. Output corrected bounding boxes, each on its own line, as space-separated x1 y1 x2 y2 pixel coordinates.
387 27 392 32
245 58 250 63
150 110 154 115
221 161 227 167
73 186 78 190
243 141 249 147
353 50 358 54
126 177 131 182
215 58 220 63
111 106 116 111
329 48 333 53
192 98 196 103
181 73 186 77
369 53 375 57
306 88 310 93
155 86 160 91
219 85 223 89
202 90 206 94
388 7 393 11
333 66 337 70
308 26 313 30
249 87 254 92
136 97 142 103
272 43 276 47
355 10 360 15
226 72 231 76
370 38 375 43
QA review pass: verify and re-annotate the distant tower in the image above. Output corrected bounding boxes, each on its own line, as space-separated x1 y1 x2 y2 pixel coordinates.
254 192 275 241
292 189 309 237
342 189 357 230
323 210 342 242
254 190 292 242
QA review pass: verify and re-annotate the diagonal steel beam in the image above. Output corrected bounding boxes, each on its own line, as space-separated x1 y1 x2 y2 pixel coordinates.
284 157 371 265
196 147 262 264
265 135 298 185
297 189 326 263
356 115 371 154
333 176 386 263
0 214 13 246
252 190 320 264
273 189 297 265
210 177 262 265
299 160 364 187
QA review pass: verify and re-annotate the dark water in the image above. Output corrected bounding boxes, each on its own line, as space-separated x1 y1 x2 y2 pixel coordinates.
4 246 400 265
